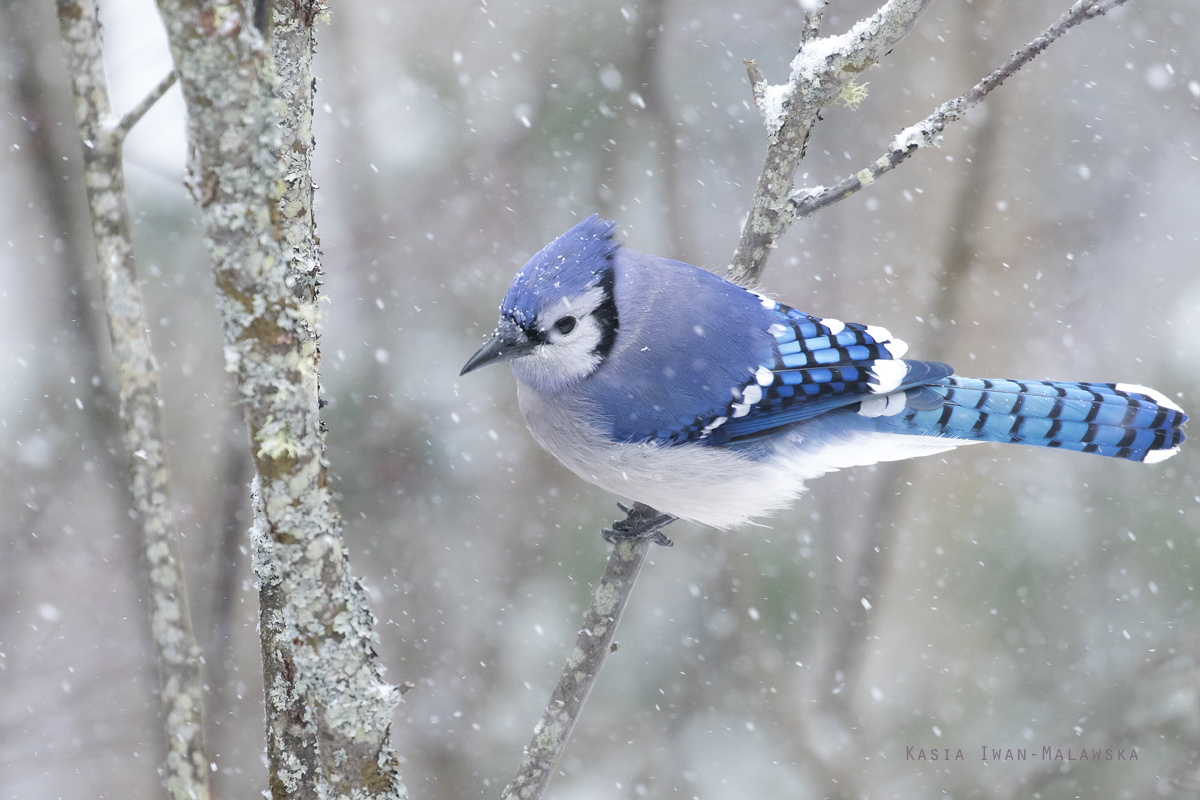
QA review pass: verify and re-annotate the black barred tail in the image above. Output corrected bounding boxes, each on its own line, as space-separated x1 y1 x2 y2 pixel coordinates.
873 378 1187 463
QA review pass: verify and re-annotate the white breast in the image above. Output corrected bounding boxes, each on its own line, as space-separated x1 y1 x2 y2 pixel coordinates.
516 384 971 529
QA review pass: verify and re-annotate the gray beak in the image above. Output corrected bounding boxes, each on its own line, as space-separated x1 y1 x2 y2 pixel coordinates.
460 319 537 375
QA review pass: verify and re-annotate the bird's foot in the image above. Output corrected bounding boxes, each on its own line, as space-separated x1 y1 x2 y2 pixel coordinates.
602 502 676 547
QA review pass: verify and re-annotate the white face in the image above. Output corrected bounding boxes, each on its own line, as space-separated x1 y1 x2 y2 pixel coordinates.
509 285 610 394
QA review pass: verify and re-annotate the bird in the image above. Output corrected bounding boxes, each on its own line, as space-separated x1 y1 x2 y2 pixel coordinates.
461 215 1187 530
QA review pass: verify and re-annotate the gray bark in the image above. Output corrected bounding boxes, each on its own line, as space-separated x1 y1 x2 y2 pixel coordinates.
54 1 209 798
150 0 406 796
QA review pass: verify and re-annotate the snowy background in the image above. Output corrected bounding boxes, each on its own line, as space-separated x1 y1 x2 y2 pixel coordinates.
3 0 1200 797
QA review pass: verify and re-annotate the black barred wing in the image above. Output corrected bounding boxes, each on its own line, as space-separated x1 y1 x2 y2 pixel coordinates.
694 297 952 445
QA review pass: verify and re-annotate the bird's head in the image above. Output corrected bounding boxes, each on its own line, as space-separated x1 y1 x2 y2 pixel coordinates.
461 215 620 393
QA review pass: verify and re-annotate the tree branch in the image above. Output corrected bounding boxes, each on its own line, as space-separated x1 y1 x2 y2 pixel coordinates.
800 0 827 45
785 0 1131 223
503 504 671 800
729 0 934 286
54 2 209 798
151 0 405 795
114 70 177 142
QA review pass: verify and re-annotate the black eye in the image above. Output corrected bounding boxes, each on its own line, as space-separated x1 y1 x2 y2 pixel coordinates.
553 316 577 335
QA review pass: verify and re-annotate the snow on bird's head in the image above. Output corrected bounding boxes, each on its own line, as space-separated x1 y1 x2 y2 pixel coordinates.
501 215 619 329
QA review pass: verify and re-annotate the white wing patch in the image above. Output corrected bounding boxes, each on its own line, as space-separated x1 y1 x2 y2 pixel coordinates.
752 291 778 310
701 415 729 437
867 360 908 394
864 324 891 342
857 392 908 418
821 317 846 335
730 382 764 418
863 325 908 358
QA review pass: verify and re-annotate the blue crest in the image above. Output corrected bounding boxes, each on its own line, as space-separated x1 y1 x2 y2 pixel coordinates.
502 215 619 328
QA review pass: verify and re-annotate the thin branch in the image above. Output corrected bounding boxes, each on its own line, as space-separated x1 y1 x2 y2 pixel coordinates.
730 0 934 286
113 70 177 142
743 58 767 112
504 8 687 794
503 504 672 800
800 0 828 45
54 1 209 798
785 0 1131 222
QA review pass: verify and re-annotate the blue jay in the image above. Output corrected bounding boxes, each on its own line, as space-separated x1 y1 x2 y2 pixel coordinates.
462 216 1187 529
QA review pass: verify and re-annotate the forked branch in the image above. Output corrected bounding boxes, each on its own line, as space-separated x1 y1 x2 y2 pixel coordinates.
114 70 177 142
729 0 934 286
55 2 207 798
786 0 1131 222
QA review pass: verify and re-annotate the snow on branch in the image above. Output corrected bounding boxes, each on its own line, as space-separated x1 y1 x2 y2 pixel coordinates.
730 0 934 286
505 4 937 797
785 0 1132 222
54 2 208 798
732 0 1131 284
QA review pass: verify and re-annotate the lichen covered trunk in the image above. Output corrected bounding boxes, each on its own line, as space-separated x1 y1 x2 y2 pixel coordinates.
152 0 405 796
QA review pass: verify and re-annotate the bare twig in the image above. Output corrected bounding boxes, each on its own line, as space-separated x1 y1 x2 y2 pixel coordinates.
785 0 1131 223
54 2 209 799
743 59 768 117
800 0 828 45
503 505 671 800
730 0 934 286
503 8 692 796
114 70 177 142
151 0 405 795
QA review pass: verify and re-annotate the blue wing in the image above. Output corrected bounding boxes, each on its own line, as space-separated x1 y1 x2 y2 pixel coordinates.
644 296 953 446
588 253 951 447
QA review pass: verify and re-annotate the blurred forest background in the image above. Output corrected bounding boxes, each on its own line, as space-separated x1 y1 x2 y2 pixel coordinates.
3 0 1200 797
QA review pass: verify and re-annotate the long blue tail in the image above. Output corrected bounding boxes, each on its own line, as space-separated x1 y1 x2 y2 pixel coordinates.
873 378 1187 463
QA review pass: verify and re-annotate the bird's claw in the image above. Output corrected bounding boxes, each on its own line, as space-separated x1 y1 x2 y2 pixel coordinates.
602 502 676 547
